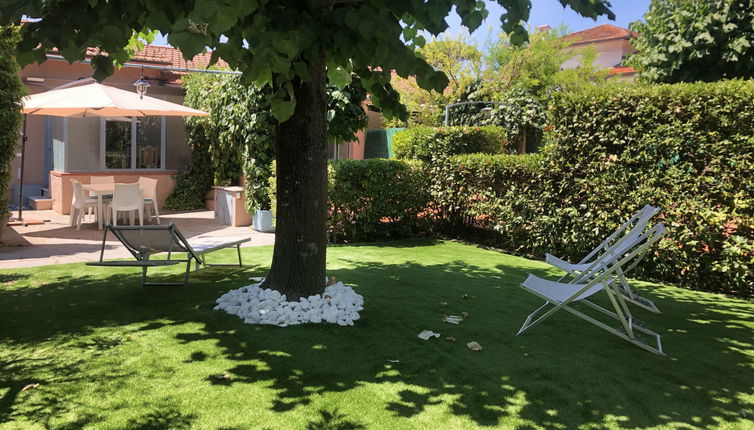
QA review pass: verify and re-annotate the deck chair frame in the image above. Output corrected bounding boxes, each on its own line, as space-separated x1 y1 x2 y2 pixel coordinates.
548 205 661 313
87 223 248 287
518 222 666 355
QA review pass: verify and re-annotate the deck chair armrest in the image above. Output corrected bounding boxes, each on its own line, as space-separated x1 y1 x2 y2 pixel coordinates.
86 260 182 267
189 237 250 255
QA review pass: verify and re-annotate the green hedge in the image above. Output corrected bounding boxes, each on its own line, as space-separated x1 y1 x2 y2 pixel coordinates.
269 159 432 243
428 80 754 296
543 80 754 296
329 159 432 242
427 153 544 251
266 81 753 296
392 126 515 161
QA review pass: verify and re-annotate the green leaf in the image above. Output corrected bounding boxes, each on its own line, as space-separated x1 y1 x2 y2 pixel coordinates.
273 37 300 59
91 55 115 82
270 97 296 122
327 62 352 89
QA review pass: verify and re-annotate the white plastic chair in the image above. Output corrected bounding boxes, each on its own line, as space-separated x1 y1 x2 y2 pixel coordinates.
545 205 661 313
108 183 143 226
517 222 667 355
138 177 160 224
70 180 99 230
87 175 114 215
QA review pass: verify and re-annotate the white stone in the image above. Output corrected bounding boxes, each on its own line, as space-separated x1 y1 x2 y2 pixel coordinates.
214 280 364 328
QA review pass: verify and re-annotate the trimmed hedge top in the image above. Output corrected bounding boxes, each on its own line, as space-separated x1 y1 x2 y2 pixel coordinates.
392 126 515 161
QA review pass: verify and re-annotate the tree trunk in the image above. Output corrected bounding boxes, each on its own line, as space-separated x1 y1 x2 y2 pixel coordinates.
263 49 328 300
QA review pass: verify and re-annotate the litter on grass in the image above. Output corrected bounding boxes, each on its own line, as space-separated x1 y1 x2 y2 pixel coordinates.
418 330 441 340
443 315 464 324
467 341 483 351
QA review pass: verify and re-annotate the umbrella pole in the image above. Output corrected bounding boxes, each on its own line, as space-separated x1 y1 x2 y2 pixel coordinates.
17 114 27 225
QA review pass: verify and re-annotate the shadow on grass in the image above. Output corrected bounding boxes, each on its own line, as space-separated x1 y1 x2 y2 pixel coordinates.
130 406 196 430
306 408 366 430
0 247 752 428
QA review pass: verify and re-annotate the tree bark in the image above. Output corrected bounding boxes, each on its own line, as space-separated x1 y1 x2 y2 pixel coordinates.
263 49 329 300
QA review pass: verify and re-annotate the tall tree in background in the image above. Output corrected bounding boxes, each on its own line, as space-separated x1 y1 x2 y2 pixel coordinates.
629 0 754 83
390 33 483 126
421 33 483 92
0 0 614 299
484 26 605 95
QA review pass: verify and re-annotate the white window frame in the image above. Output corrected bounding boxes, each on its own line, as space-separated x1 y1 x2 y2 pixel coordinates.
99 116 166 170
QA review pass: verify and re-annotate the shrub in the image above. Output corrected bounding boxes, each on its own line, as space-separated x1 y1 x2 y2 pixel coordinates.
164 121 213 211
270 159 432 243
0 26 25 216
427 153 544 252
329 159 432 242
392 126 514 161
543 80 754 296
430 80 754 296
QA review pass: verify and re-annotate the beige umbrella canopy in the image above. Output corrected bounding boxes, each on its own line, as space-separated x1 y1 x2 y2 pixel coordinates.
14 82 208 224
22 82 209 117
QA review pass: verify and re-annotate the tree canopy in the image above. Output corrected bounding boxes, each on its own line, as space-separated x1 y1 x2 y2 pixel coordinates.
629 0 754 83
2 1 613 119
0 0 615 297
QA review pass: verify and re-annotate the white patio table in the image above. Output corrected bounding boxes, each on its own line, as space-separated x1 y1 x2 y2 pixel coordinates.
81 183 144 230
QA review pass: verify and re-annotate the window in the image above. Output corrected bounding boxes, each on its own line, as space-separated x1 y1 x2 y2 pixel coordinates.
105 120 132 169
101 117 164 170
136 116 161 169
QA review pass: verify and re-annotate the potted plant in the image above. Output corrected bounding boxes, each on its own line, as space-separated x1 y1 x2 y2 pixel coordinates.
253 206 275 233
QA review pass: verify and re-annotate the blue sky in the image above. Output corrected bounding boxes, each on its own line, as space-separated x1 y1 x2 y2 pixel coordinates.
458 0 652 46
151 1 651 49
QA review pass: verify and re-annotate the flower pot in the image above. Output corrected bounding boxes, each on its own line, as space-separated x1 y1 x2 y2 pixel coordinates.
253 210 275 233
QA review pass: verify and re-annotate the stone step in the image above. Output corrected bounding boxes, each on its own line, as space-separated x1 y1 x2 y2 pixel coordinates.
27 196 52 210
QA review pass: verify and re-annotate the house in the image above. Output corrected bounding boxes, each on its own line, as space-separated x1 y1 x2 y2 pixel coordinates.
561 24 638 80
11 44 368 215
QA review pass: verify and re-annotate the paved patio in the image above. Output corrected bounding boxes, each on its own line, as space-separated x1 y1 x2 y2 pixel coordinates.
0 209 275 269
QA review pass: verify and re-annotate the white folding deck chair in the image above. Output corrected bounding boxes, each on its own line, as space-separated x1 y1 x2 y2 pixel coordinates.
517 222 666 355
545 205 662 313
86 223 250 287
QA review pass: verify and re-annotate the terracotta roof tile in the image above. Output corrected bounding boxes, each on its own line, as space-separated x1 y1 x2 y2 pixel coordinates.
80 44 229 70
563 24 638 46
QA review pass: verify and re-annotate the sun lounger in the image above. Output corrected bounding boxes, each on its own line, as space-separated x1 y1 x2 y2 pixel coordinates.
545 205 662 313
518 222 667 355
87 223 250 287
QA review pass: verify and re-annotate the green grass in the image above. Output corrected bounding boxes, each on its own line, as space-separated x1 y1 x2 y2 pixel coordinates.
0 239 752 429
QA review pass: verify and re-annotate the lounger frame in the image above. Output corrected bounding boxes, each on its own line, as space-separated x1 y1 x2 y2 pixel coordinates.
518 223 666 355
87 223 248 287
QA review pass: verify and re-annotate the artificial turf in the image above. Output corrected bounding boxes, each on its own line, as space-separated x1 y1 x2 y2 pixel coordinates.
0 239 752 429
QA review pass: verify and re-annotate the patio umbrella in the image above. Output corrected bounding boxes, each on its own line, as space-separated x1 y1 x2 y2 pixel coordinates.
14 81 209 225
21 82 209 117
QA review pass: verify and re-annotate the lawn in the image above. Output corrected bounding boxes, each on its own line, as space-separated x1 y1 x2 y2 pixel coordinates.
1 239 752 429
